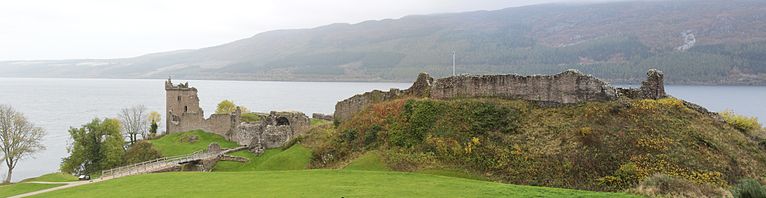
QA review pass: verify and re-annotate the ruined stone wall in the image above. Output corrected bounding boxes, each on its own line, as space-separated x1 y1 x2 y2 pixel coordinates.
430 70 618 103
334 73 433 122
334 69 667 123
165 80 313 154
333 89 404 123
166 79 240 136
232 111 309 153
312 113 333 121
617 69 667 100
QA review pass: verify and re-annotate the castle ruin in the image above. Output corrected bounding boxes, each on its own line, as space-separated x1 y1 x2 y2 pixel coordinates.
165 79 310 153
334 69 668 123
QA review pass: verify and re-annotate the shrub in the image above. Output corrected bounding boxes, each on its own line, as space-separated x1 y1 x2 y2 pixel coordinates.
402 100 440 145
123 141 162 164
364 125 381 146
631 174 730 198
731 179 766 198
469 103 520 135
241 113 263 123
721 110 762 134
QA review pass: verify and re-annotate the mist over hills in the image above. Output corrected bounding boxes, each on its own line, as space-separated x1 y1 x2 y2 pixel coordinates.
2 0 766 85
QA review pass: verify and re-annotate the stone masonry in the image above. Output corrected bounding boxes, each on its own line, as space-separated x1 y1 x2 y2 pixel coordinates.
166 79 240 135
165 79 310 153
333 73 432 122
334 69 667 123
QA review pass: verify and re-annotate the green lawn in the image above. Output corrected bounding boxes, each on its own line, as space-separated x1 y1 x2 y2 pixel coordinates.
0 183 64 197
214 144 312 171
344 151 391 171
415 168 488 181
30 170 640 197
21 172 78 182
149 130 240 156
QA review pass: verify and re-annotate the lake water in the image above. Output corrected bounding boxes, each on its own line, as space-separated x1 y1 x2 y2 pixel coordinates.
0 78 764 181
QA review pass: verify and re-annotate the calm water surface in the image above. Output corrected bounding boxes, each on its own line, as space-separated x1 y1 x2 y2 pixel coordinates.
0 77 763 181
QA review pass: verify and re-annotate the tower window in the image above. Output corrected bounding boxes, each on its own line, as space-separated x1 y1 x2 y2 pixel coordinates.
184 106 188 112
178 96 181 101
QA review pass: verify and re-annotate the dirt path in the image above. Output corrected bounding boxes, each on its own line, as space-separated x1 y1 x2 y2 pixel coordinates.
9 180 106 198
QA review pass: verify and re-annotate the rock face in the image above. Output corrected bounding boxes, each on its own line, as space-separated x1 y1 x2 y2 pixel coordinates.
431 70 618 103
165 80 309 154
335 69 668 123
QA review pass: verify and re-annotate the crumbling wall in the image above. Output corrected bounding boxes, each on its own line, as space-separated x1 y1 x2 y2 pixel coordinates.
431 70 618 103
230 111 310 153
333 89 404 123
166 79 240 136
334 69 668 123
334 72 433 122
312 113 333 121
618 69 667 99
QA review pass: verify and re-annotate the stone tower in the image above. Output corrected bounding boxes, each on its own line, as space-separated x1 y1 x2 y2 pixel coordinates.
165 78 204 133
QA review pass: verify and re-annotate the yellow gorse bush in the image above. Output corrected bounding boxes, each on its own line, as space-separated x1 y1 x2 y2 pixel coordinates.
720 110 762 133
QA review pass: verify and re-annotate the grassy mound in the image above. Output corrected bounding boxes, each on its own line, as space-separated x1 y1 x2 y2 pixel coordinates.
343 151 391 171
149 130 239 156
214 144 312 171
31 170 638 198
315 98 766 191
0 183 64 197
21 173 78 182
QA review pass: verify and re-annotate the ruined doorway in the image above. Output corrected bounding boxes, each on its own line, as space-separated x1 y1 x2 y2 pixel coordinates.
276 117 290 126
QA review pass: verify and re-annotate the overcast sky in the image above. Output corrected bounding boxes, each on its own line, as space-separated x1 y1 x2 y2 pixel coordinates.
0 0 614 61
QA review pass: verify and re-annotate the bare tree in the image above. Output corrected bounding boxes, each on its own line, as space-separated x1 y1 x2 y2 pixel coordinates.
0 105 46 183
118 105 148 145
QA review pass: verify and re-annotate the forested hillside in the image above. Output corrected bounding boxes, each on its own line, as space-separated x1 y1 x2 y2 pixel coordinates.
2 0 765 84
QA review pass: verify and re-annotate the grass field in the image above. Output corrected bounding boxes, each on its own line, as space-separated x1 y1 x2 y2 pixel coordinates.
21 172 78 182
214 144 312 171
30 170 640 198
149 130 240 156
0 183 64 197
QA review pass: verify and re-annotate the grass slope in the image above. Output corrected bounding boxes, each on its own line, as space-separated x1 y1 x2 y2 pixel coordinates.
322 98 766 191
21 173 78 182
0 183 64 197
214 144 312 171
31 170 639 198
343 151 391 171
149 130 239 156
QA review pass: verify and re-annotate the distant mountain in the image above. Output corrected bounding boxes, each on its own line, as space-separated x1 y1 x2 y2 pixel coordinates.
2 0 766 85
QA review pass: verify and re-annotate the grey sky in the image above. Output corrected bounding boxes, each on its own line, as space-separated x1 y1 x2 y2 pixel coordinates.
0 0 612 61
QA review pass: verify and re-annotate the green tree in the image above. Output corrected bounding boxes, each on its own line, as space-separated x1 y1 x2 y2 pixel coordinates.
148 111 161 137
60 118 125 175
216 100 237 114
123 141 162 164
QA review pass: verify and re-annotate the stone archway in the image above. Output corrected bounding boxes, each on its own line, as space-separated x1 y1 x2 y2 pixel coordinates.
276 117 290 126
